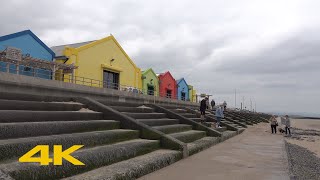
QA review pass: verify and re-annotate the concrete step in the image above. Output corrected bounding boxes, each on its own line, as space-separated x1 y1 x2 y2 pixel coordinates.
221 131 238 141
124 112 167 119
237 128 246 134
109 106 154 113
0 139 160 180
214 127 227 132
159 105 178 110
187 136 220 156
171 109 188 113
0 99 83 111
137 119 180 126
98 100 144 107
0 129 139 161
0 93 71 102
179 113 198 118
222 121 232 124
190 118 202 122
0 110 103 123
0 120 120 140
153 124 193 134
63 149 182 180
170 130 206 143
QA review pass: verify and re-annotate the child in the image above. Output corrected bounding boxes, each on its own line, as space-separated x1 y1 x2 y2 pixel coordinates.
215 105 224 128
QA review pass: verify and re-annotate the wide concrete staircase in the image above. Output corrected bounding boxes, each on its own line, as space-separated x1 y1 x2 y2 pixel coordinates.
0 96 182 179
160 105 240 140
185 106 269 134
98 101 221 156
185 107 246 130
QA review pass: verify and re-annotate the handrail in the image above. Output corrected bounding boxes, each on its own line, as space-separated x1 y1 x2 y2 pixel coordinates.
0 61 195 102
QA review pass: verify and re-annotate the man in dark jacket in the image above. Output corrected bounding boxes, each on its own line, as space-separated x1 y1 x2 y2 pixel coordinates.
200 97 208 122
211 99 215 109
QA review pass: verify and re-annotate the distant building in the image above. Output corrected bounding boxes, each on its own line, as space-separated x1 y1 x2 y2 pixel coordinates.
141 68 159 96
176 78 189 101
158 71 177 99
51 35 142 90
0 30 55 79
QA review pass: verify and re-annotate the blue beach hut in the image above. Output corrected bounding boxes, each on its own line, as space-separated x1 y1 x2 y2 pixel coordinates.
0 30 55 79
176 78 189 101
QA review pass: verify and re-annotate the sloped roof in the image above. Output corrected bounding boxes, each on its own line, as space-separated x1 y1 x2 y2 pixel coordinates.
176 78 188 86
158 71 175 81
51 40 95 57
142 68 158 79
0 30 55 57
50 35 140 70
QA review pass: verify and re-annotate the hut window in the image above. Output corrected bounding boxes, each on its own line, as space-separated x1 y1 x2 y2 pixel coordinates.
103 70 119 89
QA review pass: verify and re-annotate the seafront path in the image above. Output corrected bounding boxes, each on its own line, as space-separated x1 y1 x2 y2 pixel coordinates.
139 123 290 180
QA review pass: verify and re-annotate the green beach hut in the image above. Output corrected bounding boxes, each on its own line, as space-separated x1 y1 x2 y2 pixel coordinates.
141 68 159 96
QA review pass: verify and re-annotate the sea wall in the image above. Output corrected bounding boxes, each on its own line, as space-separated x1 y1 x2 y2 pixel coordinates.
0 72 199 107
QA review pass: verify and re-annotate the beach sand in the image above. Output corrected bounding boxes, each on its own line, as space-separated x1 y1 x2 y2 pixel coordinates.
291 118 320 131
285 118 320 157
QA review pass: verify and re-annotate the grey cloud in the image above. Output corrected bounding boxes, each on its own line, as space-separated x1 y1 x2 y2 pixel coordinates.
1 0 320 114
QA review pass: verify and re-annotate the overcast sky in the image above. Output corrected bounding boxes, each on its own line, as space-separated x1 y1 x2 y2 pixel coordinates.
1 0 319 114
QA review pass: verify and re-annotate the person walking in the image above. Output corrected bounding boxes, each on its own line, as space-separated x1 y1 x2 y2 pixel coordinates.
284 115 291 136
223 101 227 110
210 99 215 110
270 115 278 134
215 105 224 128
200 97 208 123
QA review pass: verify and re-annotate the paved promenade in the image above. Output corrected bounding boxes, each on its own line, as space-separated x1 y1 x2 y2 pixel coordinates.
140 123 289 180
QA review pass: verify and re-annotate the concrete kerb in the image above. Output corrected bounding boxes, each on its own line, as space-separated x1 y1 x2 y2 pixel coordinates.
150 104 222 138
74 97 188 158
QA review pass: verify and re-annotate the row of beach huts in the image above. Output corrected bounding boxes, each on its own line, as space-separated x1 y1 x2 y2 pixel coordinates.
0 30 198 102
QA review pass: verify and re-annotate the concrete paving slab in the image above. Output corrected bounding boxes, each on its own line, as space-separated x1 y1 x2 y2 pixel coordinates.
139 123 289 180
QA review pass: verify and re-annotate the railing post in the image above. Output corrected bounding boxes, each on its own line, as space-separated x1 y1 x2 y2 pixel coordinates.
6 63 9 73
52 66 56 80
34 68 37 77
16 64 19 75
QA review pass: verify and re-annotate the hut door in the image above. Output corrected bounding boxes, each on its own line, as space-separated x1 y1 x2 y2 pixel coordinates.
166 89 172 98
147 85 154 95
181 92 186 101
103 70 119 89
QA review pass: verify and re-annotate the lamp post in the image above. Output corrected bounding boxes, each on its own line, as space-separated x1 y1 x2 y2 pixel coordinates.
242 96 246 110
234 89 237 109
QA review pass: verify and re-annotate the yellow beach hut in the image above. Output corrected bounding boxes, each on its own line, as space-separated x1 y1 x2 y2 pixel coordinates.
188 85 197 102
51 35 142 90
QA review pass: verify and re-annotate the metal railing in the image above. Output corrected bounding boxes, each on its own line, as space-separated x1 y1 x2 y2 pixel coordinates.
0 61 196 102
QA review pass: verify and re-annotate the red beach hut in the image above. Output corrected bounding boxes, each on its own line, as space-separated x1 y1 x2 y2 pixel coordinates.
158 71 177 99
